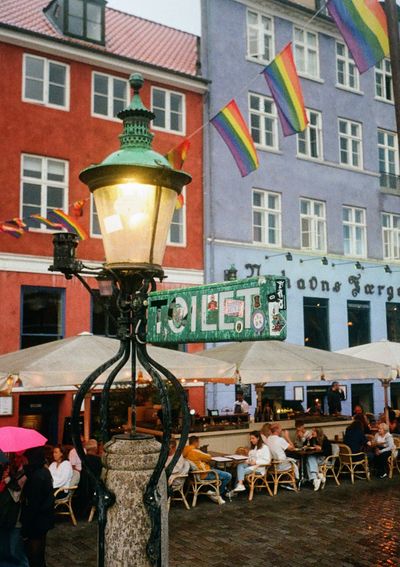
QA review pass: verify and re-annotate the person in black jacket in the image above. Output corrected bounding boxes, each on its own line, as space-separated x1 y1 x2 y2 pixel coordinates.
327 382 345 415
21 446 54 567
343 419 368 462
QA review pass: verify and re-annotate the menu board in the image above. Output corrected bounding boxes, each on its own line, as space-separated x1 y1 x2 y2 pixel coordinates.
0 396 13 416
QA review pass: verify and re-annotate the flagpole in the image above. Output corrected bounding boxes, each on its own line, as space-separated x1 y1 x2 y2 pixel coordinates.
385 0 400 170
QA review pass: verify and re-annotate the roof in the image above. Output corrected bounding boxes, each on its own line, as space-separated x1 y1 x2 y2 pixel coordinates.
0 0 200 77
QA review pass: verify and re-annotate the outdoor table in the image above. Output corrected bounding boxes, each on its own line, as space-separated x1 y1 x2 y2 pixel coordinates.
286 447 323 488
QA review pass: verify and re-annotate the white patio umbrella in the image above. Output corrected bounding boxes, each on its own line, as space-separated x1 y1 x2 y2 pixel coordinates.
336 340 400 411
197 341 392 384
336 340 400 379
0 333 236 390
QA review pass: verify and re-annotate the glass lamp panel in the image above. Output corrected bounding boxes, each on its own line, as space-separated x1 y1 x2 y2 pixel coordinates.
93 183 177 266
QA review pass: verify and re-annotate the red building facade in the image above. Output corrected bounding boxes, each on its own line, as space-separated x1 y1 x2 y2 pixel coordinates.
0 0 207 438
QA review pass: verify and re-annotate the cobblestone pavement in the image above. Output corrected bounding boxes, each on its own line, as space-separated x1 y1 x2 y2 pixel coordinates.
47 477 400 567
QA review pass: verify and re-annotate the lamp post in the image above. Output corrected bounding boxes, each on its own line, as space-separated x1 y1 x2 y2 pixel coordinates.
50 73 191 567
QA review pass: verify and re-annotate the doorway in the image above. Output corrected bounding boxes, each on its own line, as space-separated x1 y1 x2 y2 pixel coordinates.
19 394 61 445
306 386 330 414
351 383 374 414
390 382 400 410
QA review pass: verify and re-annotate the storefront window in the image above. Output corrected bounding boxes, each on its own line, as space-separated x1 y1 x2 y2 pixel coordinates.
303 297 330 350
347 300 370 347
91 290 118 337
387 302 400 342
21 286 64 348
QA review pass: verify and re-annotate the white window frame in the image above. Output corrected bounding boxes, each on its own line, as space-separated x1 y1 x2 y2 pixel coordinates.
342 206 367 258
382 212 400 261
338 118 363 169
375 58 393 103
167 187 187 247
151 86 186 135
90 193 102 238
300 198 327 252
252 189 282 247
378 129 399 176
246 9 275 64
293 27 320 80
20 154 69 232
249 92 279 151
335 41 360 92
91 72 129 121
297 109 323 160
22 53 70 111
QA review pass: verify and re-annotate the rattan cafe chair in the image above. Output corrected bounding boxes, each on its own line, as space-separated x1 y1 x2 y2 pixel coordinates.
244 466 273 501
337 443 370 484
168 474 190 510
318 443 340 486
269 460 298 495
54 485 79 526
188 465 221 507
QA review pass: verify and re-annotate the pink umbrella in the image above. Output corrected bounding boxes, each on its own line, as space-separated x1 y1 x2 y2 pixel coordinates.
0 426 47 452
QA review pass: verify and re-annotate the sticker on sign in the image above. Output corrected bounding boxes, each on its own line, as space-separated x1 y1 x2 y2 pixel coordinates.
147 276 287 344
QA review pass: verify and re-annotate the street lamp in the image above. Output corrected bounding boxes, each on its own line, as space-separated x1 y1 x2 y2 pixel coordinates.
50 73 191 567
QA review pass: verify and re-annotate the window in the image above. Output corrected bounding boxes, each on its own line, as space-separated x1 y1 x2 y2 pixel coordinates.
90 194 101 237
168 188 186 246
347 301 370 347
338 119 363 168
21 286 64 348
151 87 185 134
304 298 330 350
249 93 278 150
387 303 400 342
300 198 326 251
293 27 319 79
23 54 69 109
91 290 118 337
297 110 323 159
66 0 104 43
92 72 129 119
375 58 393 102
252 190 281 246
382 213 400 260
343 206 367 257
378 129 399 190
246 10 274 63
21 155 68 230
336 42 360 91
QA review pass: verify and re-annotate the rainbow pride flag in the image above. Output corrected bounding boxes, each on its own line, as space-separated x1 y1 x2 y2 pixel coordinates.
327 0 389 73
263 43 308 137
30 214 63 229
48 209 88 240
0 222 24 238
166 139 191 170
175 193 185 210
211 100 259 177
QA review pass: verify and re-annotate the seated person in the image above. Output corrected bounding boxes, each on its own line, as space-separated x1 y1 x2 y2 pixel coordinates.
260 423 271 445
182 435 231 504
343 419 368 461
368 422 395 479
306 427 332 491
165 438 190 486
266 423 299 480
49 445 73 495
353 406 371 434
294 421 311 448
233 431 271 492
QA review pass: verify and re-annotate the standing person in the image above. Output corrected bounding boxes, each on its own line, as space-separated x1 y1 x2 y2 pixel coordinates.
77 439 102 518
233 391 249 414
182 436 231 504
21 447 54 567
327 382 345 415
49 446 73 492
233 431 271 492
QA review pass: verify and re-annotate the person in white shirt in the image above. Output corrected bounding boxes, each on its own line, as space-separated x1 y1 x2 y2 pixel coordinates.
49 446 73 492
368 422 395 479
233 392 249 414
165 438 190 486
233 431 271 491
267 423 299 480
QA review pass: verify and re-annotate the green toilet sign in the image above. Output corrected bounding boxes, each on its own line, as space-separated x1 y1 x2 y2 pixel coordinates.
147 276 287 344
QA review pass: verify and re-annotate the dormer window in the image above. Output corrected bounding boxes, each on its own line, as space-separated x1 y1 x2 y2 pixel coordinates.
44 0 105 45
66 0 104 43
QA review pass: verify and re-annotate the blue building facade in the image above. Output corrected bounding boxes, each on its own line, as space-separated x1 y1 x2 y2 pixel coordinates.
201 0 400 416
